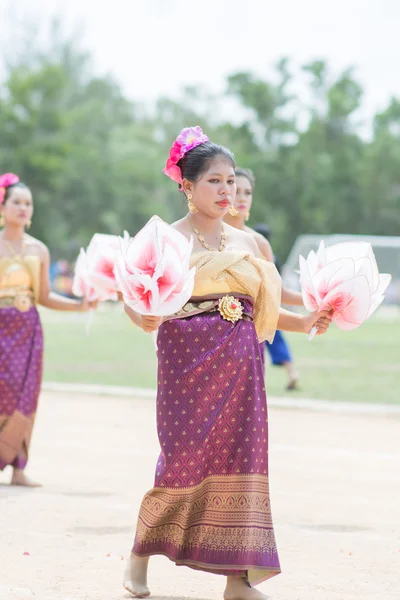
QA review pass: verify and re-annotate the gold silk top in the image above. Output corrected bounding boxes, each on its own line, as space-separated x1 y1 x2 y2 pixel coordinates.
0 256 41 304
188 251 282 343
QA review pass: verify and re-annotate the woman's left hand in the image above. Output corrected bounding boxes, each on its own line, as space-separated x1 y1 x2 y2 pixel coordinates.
79 297 98 312
88 299 99 310
302 309 333 335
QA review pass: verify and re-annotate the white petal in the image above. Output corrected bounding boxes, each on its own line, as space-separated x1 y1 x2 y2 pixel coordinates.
320 275 372 329
311 257 356 297
115 216 194 315
299 254 320 311
316 240 326 269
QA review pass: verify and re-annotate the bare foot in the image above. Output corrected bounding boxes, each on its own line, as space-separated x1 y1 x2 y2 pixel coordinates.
11 469 42 487
123 553 150 598
224 576 268 600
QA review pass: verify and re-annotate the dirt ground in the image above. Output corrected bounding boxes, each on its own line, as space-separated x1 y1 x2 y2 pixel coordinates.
0 391 399 600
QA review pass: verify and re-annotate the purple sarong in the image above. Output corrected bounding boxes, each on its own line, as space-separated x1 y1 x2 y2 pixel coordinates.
133 298 280 584
0 306 43 470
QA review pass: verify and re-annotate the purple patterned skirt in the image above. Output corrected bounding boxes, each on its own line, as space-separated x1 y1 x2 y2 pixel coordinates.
0 306 43 470
132 298 280 584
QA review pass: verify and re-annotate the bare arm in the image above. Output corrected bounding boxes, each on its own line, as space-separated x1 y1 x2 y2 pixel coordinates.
254 234 304 307
124 303 163 332
281 288 304 306
124 304 142 327
38 246 87 311
253 234 274 262
277 307 332 335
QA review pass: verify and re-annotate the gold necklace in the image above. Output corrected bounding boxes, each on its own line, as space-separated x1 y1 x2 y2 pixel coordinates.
189 219 226 252
3 236 25 258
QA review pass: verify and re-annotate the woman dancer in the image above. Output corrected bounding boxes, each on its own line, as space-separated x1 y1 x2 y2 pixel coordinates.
0 173 94 486
123 128 331 599
224 168 301 390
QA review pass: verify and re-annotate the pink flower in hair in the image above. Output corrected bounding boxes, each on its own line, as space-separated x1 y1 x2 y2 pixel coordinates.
163 126 209 184
176 126 208 153
164 158 183 185
0 173 20 204
169 141 183 163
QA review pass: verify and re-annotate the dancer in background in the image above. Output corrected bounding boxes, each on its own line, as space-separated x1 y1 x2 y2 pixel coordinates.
224 168 302 390
122 128 331 600
0 173 95 487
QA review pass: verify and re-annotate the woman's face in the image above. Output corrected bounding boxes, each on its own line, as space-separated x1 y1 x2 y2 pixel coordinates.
1 187 34 228
184 157 236 218
234 175 253 216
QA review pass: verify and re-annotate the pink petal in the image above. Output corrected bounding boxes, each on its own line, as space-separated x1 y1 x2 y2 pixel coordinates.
115 216 194 316
311 258 355 300
316 240 326 269
299 255 320 311
320 276 372 329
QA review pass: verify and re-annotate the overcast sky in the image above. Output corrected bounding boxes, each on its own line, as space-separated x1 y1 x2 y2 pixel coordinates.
1 0 399 125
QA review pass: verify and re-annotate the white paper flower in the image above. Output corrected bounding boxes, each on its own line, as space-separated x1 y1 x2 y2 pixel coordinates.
115 216 195 316
300 240 391 331
73 233 128 301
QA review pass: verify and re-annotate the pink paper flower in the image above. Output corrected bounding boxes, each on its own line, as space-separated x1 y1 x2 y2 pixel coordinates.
162 126 209 184
0 172 19 204
115 216 195 316
72 248 99 303
299 240 391 334
72 233 128 302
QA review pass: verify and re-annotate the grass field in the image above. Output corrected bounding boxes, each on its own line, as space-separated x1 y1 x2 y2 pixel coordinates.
40 305 400 404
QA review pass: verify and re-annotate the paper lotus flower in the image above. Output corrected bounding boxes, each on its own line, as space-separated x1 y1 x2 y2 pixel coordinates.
299 240 391 335
72 248 99 302
115 216 195 316
73 233 128 301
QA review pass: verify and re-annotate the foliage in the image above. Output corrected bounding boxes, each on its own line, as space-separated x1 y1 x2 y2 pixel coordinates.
0 26 399 261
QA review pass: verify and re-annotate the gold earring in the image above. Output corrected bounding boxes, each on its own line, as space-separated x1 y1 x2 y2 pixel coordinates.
0 214 4 228
187 194 198 214
228 205 239 216
26 219 32 229
245 212 250 222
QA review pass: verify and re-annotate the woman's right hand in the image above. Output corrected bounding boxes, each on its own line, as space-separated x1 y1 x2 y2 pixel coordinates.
78 297 98 312
302 309 333 335
140 315 164 333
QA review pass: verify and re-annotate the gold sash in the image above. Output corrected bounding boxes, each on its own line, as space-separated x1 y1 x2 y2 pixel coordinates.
0 256 40 309
183 251 281 343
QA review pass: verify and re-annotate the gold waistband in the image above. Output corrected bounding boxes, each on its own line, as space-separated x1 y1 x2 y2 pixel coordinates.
0 292 34 312
165 294 253 324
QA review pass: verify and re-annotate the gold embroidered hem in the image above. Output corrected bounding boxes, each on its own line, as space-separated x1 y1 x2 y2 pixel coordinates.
0 411 35 467
131 550 281 583
133 475 280 584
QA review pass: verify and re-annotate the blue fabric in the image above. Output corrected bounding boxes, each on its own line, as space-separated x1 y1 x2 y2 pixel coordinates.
265 330 292 365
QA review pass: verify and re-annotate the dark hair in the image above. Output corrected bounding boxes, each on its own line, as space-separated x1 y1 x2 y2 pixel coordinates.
177 141 235 184
235 167 255 190
4 182 29 203
254 223 272 240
